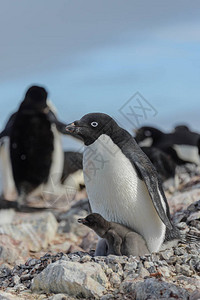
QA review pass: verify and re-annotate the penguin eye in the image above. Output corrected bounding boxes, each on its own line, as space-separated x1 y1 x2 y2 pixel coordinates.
145 130 151 137
91 121 98 128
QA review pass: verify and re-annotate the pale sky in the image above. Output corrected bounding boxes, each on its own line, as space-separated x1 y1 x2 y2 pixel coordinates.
0 0 200 150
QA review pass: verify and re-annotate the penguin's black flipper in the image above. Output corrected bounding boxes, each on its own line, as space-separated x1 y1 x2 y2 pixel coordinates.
134 158 173 230
0 112 17 139
0 129 7 140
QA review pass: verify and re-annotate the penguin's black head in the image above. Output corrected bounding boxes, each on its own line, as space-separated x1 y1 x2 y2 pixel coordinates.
22 86 48 111
78 213 109 237
174 125 190 132
135 126 163 146
66 113 117 145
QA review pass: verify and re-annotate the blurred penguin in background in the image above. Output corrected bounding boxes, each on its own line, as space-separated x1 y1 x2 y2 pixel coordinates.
141 147 176 181
61 151 85 194
135 125 200 166
0 85 81 207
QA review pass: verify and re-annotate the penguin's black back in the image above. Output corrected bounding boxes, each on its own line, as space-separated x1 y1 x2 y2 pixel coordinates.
135 126 200 148
159 131 200 148
10 110 54 195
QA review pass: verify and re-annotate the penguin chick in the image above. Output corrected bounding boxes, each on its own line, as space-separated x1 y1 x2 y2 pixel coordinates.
78 213 150 256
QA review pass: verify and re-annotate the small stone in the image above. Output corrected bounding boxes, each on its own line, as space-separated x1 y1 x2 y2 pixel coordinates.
176 263 193 276
13 283 27 292
177 222 188 230
104 268 113 276
100 294 114 300
110 273 121 287
157 266 171 277
106 255 128 265
138 266 150 278
160 248 174 260
13 275 20 285
150 253 160 262
144 261 154 269
124 262 138 272
80 255 91 263
0 265 11 278
174 247 186 256
20 274 33 281
68 253 81 262
147 266 156 274
27 258 38 266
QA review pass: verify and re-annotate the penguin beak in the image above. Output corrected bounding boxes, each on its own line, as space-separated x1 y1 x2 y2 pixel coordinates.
78 218 88 225
65 122 78 133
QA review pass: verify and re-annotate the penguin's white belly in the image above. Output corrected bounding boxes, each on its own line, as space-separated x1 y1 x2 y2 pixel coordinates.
83 134 166 252
42 124 64 196
173 144 200 165
0 137 17 200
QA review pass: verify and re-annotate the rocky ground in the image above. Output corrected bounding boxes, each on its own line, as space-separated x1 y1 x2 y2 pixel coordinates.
0 165 200 299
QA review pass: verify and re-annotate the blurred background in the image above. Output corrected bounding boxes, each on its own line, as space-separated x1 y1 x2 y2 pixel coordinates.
0 0 200 150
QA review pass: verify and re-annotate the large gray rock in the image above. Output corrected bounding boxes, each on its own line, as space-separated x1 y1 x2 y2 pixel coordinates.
133 278 189 300
32 260 108 298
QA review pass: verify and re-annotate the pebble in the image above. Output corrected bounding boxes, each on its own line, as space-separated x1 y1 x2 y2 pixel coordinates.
110 273 121 287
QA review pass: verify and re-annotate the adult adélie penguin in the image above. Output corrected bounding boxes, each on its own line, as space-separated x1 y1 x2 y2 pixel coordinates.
0 86 77 207
66 113 180 253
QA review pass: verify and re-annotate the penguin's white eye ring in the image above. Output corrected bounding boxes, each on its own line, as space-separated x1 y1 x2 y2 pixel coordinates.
91 121 98 127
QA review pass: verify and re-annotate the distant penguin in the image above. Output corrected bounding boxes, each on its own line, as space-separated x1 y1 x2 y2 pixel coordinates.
66 113 180 253
141 147 176 181
78 213 149 256
61 151 85 192
135 126 200 166
0 86 71 206
173 125 190 132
